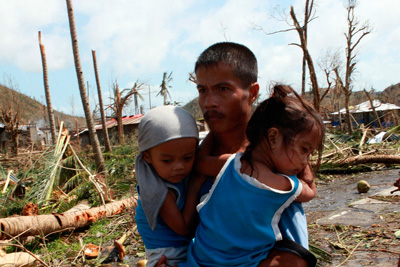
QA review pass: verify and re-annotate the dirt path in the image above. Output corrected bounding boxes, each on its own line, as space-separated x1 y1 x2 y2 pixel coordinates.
304 168 400 266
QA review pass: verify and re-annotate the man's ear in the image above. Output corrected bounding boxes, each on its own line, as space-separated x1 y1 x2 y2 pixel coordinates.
143 151 152 164
267 127 280 149
248 82 259 104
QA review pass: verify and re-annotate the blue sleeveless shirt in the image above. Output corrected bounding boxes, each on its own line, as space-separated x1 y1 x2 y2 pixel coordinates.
181 153 302 267
135 181 191 249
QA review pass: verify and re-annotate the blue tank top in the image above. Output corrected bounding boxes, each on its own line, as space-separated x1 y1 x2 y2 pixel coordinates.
181 153 302 267
135 181 191 249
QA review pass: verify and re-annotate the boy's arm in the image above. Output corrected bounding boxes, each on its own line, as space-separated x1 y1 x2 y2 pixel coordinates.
295 164 316 202
158 172 205 237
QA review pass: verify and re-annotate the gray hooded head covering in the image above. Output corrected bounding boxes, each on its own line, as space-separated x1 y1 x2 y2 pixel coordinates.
135 106 199 230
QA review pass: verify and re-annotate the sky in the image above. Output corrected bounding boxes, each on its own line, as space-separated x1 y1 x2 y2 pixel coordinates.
0 0 399 118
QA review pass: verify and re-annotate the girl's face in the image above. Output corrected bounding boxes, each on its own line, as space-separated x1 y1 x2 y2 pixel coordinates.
143 137 197 183
271 126 321 176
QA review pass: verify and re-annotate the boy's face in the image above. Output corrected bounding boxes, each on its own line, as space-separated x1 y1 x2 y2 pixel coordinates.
196 62 258 134
143 137 197 183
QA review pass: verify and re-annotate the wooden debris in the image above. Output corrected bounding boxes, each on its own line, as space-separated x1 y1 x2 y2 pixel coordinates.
0 252 37 267
84 243 99 258
20 202 39 216
0 196 138 239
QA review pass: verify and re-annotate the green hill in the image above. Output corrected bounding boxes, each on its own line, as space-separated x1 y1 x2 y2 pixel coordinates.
0 85 86 129
182 97 202 120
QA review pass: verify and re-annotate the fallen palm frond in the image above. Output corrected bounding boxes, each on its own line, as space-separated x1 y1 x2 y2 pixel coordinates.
40 122 70 205
309 243 332 263
315 126 400 173
68 144 111 205
22 121 112 211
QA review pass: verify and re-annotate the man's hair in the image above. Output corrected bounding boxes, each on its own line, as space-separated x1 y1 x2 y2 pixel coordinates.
194 42 258 88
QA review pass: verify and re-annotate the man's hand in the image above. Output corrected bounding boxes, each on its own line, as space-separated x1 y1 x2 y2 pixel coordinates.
155 254 167 267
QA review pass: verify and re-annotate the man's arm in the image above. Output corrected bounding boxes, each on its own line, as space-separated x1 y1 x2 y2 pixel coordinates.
195 133 231 176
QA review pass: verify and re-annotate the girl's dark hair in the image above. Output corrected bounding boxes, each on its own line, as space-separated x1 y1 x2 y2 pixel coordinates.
194 42 258 88
242 84 325 170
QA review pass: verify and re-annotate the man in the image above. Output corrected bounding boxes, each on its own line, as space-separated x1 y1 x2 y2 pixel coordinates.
157 42 316 267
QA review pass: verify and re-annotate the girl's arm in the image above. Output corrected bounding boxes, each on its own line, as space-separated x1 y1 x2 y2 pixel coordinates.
158 172 205 237
295 164 317 202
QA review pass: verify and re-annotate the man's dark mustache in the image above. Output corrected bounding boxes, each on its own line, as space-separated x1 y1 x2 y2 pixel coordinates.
204 111 225 120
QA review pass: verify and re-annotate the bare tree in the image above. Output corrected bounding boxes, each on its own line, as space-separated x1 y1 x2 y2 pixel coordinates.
289 1 321 111
0 80 22 155
363 88 382 128
92 50 112 152
38 31 57 145
68 95 75 116
65 0 107 176
254 1 322 110
318 49 342 112
158 72 173 105
339 0 372 134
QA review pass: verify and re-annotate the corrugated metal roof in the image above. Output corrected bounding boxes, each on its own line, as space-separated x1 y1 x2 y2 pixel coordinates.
79 114 144 135
331 100 400 115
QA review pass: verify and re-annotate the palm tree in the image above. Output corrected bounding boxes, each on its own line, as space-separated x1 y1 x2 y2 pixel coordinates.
92 50 112 152
109 80 144 144
38 31 57 145
65 0 107 175
158 72 173 105
131 85 144 115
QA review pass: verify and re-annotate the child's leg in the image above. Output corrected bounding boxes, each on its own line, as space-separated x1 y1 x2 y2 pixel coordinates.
276 202 317 267
278 202 308 248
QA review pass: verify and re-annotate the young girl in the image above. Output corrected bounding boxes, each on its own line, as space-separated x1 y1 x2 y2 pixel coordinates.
180 84 324 267
134 106 204 267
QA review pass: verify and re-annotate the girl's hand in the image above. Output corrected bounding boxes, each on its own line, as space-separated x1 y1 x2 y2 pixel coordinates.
297 164 314 185
296 164 316 202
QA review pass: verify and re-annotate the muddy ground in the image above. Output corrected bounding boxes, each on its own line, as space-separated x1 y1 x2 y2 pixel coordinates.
304 168 400 266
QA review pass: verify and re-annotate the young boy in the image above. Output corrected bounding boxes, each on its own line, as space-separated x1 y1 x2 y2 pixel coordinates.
135 106 204 267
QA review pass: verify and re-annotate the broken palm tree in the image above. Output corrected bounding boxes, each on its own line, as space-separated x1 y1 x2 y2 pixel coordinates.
0 196 138 240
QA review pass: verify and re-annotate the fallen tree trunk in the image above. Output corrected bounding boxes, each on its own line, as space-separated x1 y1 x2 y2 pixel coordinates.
0 196 138 240
336 155 400 166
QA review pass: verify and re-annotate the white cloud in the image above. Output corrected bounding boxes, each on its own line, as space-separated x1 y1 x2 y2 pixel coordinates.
0 0 399 117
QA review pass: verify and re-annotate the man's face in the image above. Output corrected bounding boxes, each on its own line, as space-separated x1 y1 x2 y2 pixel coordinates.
196 63 257 134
